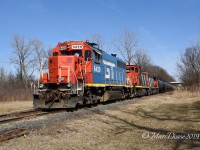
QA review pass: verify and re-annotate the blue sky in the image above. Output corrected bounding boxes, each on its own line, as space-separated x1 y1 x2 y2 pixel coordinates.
0 0 200 80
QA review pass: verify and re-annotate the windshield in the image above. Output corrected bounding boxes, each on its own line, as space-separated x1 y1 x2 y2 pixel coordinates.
61 50 82 57
126 69 130 73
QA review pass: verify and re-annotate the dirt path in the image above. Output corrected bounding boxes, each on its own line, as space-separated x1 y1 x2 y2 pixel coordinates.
0 92 200 150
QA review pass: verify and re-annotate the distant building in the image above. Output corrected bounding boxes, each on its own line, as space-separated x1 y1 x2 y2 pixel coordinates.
169 82 183 89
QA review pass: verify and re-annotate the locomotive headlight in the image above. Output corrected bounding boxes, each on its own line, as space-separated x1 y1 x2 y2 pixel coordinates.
39 84 44 88
60 46 67 50
60 77 64 81
67 83 71 88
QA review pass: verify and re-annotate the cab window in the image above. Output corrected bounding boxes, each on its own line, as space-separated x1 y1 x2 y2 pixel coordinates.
60 50 82 56
61 51 70 55
94 51 101 64
126 69 130 73
72 50 82 57
85 50 91 61
135 68 138 72
53 52 58 56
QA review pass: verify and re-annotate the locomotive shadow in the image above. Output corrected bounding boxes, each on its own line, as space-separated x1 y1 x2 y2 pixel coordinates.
91 100 200 150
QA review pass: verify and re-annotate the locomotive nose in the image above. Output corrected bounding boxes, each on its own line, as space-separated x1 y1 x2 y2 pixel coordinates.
48 56 79 84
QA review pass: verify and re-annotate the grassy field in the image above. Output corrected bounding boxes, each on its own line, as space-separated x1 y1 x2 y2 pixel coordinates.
0 91 200 150
0 101 32 114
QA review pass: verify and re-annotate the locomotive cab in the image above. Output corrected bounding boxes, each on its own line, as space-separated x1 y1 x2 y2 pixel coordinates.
34 41 93 109
125 65 141 98
126 65 141 86
40 42 93 85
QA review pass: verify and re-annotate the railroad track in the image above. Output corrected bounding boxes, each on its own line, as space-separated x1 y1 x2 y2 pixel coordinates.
0 109 69 142
0 95 151 126
0 108 71 125
0 109 49 125
0 127 28 142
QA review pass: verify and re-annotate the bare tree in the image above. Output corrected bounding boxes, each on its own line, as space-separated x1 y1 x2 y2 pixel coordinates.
113 29 138 65
32 39 46 76
0 67 6 80
41 46 53 70
177 42 200 87
133 49 174 81
133 48 152 71
46 46 53 57
10 35 35 87
89 33 106 50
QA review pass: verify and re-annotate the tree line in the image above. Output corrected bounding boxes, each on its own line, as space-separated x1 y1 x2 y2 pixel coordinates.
0 67 33 101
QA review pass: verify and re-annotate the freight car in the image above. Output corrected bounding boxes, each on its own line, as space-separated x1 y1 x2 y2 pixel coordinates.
33 41 173 109
158 80 173 92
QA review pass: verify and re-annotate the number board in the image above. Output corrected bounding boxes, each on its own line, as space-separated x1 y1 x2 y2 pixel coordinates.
72 45 83 49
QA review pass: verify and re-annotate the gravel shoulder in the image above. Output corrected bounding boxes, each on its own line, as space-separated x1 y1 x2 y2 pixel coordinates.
0 92 200 150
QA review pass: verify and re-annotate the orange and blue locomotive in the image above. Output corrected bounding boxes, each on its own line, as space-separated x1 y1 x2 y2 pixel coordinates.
33 41 127 109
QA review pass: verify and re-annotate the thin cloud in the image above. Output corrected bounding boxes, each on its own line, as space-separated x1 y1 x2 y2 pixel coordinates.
96 0 123 14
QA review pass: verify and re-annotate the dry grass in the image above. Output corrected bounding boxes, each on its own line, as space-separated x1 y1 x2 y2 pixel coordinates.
0 89 33 102
0 101 32 114
0 91 200 150
173 90 200 99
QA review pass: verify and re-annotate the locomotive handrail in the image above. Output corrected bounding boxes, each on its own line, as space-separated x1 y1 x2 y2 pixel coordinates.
40 67 49 80
59 66 79 94
126 77 133 87
58 66 84 95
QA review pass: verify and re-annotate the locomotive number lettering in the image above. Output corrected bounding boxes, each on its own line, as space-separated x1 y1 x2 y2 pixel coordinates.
94 66 101 72
105 68 110 78
72 45 83 49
